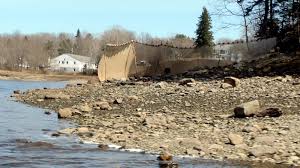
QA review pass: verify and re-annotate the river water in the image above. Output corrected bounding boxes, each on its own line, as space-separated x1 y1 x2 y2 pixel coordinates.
0 80 244 168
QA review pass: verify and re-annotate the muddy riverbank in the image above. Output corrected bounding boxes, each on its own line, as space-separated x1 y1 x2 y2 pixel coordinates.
0 69 97 81
16 74 300 167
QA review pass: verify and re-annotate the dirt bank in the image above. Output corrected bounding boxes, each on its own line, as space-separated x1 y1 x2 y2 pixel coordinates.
16 74 300 167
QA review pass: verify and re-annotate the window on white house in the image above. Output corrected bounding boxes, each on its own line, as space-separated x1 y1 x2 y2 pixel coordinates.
67 61 69 64
220 50 226 54
74 61 76 64
58 61 60 64
62 61 64 64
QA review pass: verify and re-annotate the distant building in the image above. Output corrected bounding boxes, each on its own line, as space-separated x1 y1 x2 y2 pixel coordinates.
49 53 97 73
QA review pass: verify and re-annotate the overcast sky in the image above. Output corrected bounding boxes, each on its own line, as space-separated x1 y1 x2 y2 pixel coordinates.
0 0 242 40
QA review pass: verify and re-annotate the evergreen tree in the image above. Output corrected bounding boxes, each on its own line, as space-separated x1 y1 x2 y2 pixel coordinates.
74 29 83 55
195 7 214 48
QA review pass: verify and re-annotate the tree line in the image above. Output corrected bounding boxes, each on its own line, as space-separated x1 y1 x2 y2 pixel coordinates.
0 27 194 70
212 0 300 52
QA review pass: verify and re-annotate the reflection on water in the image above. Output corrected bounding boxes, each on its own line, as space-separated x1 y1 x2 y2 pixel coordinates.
0 80 243 168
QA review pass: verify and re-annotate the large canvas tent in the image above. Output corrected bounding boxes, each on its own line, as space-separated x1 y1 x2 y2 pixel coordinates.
98 41 231 81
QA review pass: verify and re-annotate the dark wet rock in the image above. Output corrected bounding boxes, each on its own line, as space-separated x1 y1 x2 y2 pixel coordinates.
159 161 179 168
44 93 70 100
98 144 109 151
224 77 241 87
44 111 51 115
13 90 21 94
256 108 283 117
51 132 60 137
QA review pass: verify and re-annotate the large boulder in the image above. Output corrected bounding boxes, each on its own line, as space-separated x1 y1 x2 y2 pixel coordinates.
224 77 241 87
234 100 261 118
58 108 73 118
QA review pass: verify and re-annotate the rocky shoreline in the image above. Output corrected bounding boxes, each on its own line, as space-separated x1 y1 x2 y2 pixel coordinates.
14 73 300 167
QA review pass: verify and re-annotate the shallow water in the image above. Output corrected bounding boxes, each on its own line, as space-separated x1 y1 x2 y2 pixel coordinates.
0 80 245 168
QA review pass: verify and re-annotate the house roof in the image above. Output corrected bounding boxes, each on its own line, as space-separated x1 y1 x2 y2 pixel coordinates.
54 53 93 63
67 54 91 63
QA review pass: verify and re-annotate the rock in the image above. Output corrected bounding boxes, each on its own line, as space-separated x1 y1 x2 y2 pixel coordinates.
224 77 240 87
58 108 73 118
58 128 75 135
94 101 112 110
209 144 224 151
113 98 123 104
186 82 196 87
184 101 192 107
77 127 93 137
185 149 199 156
51 132 60 137
13 90 21 94
228 133 244 145
143 115 167 127
179 138 202 149
155 82 168 89
256 108 282 117
44 93 70 100
179 78 196 86
79 104 92 113
242 125 261 133
77 127 89 134
274 76 287 82
44 111 51 115
18 141 56 149
36 99 44 102
127 95 139 101
98 144 109 151
234 100 261 118
221 83 233 89
254 136 276 145
87 79 99 84
249 145 277 157
158 151 173 161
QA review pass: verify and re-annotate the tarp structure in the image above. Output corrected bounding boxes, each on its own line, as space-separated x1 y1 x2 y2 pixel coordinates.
98 41 232 81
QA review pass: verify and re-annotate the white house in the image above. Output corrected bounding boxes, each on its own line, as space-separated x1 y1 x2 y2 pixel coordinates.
214 43 242 62
49 53 97 73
